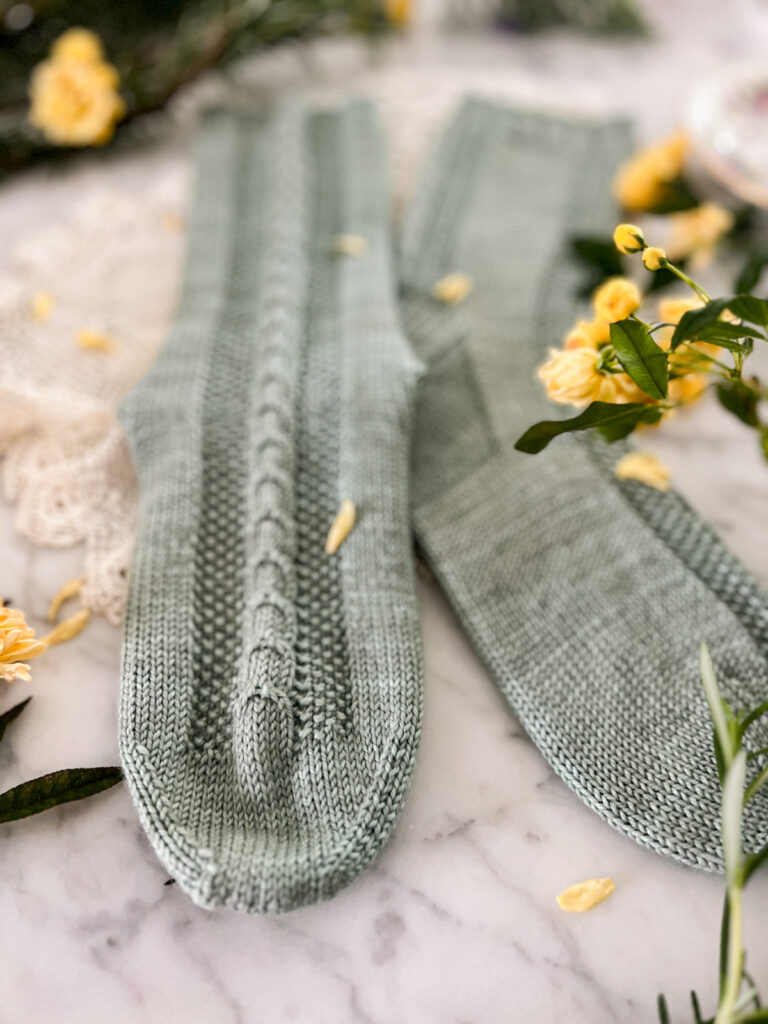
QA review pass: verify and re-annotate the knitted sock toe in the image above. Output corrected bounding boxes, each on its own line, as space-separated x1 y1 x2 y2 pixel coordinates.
119 101 423 912
400 98 768 870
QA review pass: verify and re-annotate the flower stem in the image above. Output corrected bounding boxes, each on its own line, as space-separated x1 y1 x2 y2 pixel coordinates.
716 886 744 1024
666 262 711 303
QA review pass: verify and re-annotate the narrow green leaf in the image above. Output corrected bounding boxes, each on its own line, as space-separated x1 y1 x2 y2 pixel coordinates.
690 989 704 1024
514 402 662 455
610 320 669 399
0 696 32 744
734 244 768 293
744 842 768 883
657 993 671 1024
700 644 736 778
671 299 732 349
692 322 763 343
727 295 768 327
741 701 768 735
716 380 760 429
0 766 123 823
734 1010 768 1022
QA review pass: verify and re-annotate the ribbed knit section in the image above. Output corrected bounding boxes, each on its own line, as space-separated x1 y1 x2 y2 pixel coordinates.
401 98 768 871
119 101 423 913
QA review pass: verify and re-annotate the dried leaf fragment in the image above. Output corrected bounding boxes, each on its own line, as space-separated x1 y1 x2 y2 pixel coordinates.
325 500 356 555
32 290 55 321
75 328 116 352
332 234 369 257
614 451 670 492
41 608 90 648
48 577 84 623
432 272 474 305
556 877 615 913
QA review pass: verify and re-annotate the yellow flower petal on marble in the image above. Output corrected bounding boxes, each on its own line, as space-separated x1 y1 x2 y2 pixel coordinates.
432 273 474 306
332 234 369 257
75 328 116 352
41 607 90 648
325 500 356 555
385 0 411 28
0 605 46 682
32 290 55 321
160 210 185 233
615 451 671 492
557 877 616 913
48 577 84 623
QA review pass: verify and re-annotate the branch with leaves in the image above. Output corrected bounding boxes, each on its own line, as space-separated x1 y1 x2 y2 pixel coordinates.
516 223 768 467
658 646 768 1024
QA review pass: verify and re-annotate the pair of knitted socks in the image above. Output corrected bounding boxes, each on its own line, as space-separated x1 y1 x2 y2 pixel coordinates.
120 98 768 913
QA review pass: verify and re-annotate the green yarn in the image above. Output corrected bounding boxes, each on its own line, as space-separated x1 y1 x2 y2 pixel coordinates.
119 100 423 913
400 98 768 871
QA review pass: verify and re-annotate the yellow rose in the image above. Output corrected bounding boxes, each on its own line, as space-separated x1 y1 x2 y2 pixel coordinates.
658 296 702 325
667 202 734 268
642 246 667 271
538 347 603 406
614 452 671 491
592 277 642 323
384 0 411 26
564 320 597 350
669 374 708 404
613 132 689 211
50 27 104 64
613 223 645 254
29 56 125 146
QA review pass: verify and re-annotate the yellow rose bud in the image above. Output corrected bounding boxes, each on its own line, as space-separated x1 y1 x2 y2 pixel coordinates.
613 223 645 254
592 276 642 324
50 27 105 64
642 246 667 271
537 347 614 407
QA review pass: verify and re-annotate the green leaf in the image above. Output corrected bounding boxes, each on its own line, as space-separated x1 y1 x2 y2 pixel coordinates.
735 1010 768 1022
569 235 623 298
693 322 762 343
671 299 733 349
0 766 123 823
0 696 31 744
657 993 671 1024
727 295 768 327
646 175 700 214
745 842 768 883
734 244 768 293
716 380 760 428
610 319 669 398
690 990 704 1024
740 700 768 736
514 402 662 455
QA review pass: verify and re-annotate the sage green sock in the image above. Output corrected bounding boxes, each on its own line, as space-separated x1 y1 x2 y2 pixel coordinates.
119 101 423 912
400 99 768 869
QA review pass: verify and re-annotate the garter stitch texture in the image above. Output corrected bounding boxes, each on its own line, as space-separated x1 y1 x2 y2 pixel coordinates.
400 98 768 871
119 101 423 913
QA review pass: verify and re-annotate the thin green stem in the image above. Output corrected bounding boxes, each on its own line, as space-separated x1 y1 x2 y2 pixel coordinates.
666 262 712 303
716 886 745 1024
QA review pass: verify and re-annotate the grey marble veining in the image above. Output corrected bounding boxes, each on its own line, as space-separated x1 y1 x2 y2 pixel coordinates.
3 1 768 1020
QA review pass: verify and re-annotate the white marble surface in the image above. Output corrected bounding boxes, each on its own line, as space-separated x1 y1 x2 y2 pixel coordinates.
3 1 768 1021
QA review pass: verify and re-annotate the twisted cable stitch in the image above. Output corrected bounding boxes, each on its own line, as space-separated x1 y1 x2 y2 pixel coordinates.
119 100 423 913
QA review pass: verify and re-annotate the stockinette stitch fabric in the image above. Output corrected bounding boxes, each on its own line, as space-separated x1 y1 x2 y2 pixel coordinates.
119 100 423 912
400 98 768 870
